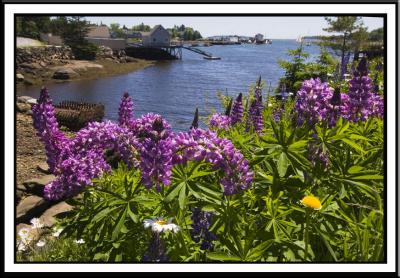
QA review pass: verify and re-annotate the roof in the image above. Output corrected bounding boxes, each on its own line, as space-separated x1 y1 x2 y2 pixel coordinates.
86 26 110 38
141 25 169 38
149 24 162 36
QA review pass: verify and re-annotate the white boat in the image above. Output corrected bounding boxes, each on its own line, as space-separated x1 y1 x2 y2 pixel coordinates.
204 56 221 60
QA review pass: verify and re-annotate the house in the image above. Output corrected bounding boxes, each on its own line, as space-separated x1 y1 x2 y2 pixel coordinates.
85 26 126 50
141 25 170 47
86 26 111 38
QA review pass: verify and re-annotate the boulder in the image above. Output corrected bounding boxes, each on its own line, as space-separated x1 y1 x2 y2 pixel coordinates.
16 73 25 82
39 202 73 228
23 175 55 196
26 98 37 105
36 162 50 174
19 62 42 70
52 67 79 80
16 195 52 224
17 96 33 104
16 103 31 113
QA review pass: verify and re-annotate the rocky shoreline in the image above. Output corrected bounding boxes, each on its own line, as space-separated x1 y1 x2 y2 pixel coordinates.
16 45 155 88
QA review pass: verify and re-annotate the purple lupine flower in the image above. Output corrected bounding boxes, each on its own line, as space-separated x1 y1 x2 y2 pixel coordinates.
246 96 264 133
308 141 329 169
31 87 71 173
118 92 134 127
131 114 174 191
209 113 231 130
272 106 284 122
172 128 253 195
294 78 336 127
230 93 244 125
36 91 254 200
143 233 169 262
190 208 217 251
347 58 384 122
129 112 172 139
43 121 138 200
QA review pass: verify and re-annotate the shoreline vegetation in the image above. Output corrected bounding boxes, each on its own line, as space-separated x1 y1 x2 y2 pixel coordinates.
15 16 385 263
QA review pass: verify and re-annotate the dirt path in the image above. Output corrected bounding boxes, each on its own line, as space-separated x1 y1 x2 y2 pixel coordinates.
16 113 48 194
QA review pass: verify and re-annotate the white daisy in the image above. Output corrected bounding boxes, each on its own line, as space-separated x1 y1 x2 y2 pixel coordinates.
52 228 64 238
75 239 85 244
30 218 44 229
36 240 46 247
17 240 27 252
143 217 180 234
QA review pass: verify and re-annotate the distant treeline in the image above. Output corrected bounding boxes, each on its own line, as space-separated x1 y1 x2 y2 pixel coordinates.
110 22 202 41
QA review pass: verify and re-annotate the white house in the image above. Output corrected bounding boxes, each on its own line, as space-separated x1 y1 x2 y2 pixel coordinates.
141 25 170 47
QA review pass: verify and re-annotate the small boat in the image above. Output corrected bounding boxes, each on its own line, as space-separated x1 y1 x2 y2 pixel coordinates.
204 56 221 60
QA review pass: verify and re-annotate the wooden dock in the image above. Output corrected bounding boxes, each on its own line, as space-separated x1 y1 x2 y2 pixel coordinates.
125 43 219 60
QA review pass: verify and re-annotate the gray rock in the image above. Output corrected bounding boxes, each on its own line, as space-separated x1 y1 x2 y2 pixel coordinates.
26 98 37 105
17 96 34 104
36 162 50 174
16 195 52 224
39 202 73 228
23 175 55 196
16 103 31 113
20 62 42 70
52 68 79 80
16 73 25 82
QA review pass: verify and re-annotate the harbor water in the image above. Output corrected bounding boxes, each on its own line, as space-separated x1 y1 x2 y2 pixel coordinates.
17 40 320 131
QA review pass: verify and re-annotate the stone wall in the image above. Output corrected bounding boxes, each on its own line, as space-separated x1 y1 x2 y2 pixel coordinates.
16 45 74 67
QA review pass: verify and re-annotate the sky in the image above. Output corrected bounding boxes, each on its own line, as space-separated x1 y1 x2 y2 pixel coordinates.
84 16 384 39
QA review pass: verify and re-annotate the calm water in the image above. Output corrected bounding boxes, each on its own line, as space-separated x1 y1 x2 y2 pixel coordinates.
17 39 320 131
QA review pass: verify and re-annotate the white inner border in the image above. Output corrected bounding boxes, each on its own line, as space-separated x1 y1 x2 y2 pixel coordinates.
4 3 396 273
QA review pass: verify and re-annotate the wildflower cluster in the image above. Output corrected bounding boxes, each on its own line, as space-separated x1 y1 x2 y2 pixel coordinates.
347 58 384 122
209 113 231 130
43 121 136 200
308 141 330 169
172 128 253 195
190 208 217 250
17 218 45 252
294 58 384 127
230 93 244 125
31 87 71 173
118 92 134 126
210 79 264 133
33 90 253 200
142 233 169 262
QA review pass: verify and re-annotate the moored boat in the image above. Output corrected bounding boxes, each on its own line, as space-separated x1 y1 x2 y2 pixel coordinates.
204 56 221 60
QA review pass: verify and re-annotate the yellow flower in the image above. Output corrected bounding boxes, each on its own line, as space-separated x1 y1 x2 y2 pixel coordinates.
300 195 322 210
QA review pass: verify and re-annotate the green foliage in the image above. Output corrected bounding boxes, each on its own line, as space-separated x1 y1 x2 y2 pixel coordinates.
16 16 51 39
24 70 384 262
277 44 337 95
167 25 202 40
71 42 99 60
132 23 151 32
51 17 98 60
16 236 90 262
